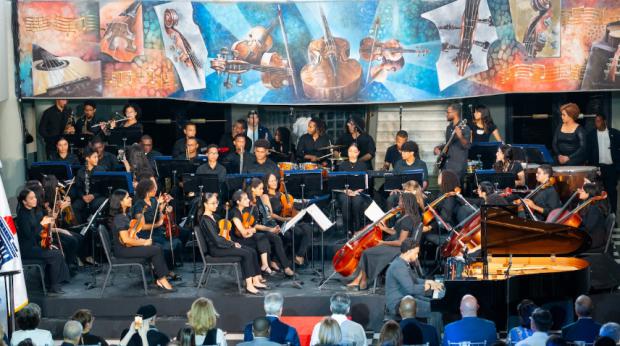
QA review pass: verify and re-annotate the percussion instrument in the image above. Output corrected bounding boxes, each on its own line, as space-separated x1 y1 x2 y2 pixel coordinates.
553 166 598 202
277 162 297 172
301 162 319 170
466 160 482 174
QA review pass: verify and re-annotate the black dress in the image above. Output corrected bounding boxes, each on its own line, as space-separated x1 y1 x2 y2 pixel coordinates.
255 198 291 268
230 207 271 257
268 192 313 258
470 123 497 143
580 203 608 251
552 126 587 165
336 160 371 233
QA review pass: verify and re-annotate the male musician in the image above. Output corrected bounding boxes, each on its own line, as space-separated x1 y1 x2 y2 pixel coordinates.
90 137 119 171
435 103 471 178
223 134 255 174
140 135 163 171
49 137 80 165
172 122 207 158
586 113 620 214
383 130 409 170
196 144 227 182
71 148 106 224
74 101 102 137
522 164 561 221
394 141 429 190
247 110 272 151
245 139 279 176
336 116 376 170
39 99 73 159
173 137 202 163
219 119 252 156
296 117 331 164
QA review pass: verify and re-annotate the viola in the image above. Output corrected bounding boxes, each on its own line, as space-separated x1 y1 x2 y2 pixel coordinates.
422 187 461 225
280 192 297 218
163 208 180 238
238 206 256 237
40 223 52 249
218 202 232 241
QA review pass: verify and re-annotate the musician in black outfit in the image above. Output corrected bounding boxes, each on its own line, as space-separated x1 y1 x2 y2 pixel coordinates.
394 141 429 189
174 137 203 163
39 99 73 159
105 103 144 137
296 118 330 165
469 105 502 143
337 144 371 234
336 116 376 170
71 148 106 224
74 101 103 137
90 137 118 172
423 170 462 248
493 144 525 187
522 164 561 221
552 103 587 166
219 119 252 156
577 183 610 252
223 134 255 174
197 192 267 295
382 130 408 171
196 145 227 182
586 113 620 214
49 137 80 165
435 103 471 178
108 189 175 292
16 188 70 294
244 139 279 177
172 122 207 158
270 127 294 163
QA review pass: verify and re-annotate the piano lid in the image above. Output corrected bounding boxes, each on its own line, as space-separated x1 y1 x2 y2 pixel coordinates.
481 205 590 256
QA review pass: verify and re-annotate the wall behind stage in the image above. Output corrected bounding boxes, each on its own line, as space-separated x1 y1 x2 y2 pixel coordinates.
13 0 620 105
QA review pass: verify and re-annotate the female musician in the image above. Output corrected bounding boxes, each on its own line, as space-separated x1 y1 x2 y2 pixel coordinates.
198 192 267 294
493 144 526 186
49 137 80 165
108 189 175 291
247 178 294 276
295 118 331 164
477 181 509 206
336 116 376 170
552 103 586 165
270 127 294 163
110 103 143 132
337 144 371 234
346 191 425 291
469 105 502 143
131 178 183 275
230 190 274 275
436 170 462 227
522 164 561 220
578 182 609 251
15 189 70 294
123 144 155 179
263 173 313 265
71 148 106 224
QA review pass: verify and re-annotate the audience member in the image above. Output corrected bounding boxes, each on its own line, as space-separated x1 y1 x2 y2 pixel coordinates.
516 308 553 346
187 297 227 346
399 296 439 346
120 305 170 346
15 340 34 346
545 335 567 346
442 295 497 346
599 322 620 343
239 317 281 346
316 317 342 346
61 321 83 346
177 326 196 346
243 293 300 346
562 295 602 343
379 320 402 346
10 303 54 346
71 309 108 346
508 299 537 345
594 337 617 346
310 293 367 346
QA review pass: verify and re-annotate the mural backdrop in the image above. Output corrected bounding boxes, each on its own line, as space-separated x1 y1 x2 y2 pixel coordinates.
14 0 620 104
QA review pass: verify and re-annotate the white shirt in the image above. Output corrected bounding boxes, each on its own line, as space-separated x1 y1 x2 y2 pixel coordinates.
597 129 613 164
309 314 367 346
515 331 549 346
195 328 227 346
247 128 259 150
11 329 54 346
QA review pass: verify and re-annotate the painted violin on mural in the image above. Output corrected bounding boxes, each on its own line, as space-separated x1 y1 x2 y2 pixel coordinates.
101 1 142 61
163 8 202 79
210 49 293 89
231 18 278 65
523 0 553 58
300 7 362 101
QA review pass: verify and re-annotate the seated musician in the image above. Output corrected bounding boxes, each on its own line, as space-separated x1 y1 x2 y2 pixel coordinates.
108 189 175 292
455 181 509 224
90 137 119 172
49 137 80 165
578 182 610 252
336 116 376 170
174 137 202 163
140 135 163 171
493 144 525 186
270 127 294 163
123 144 155 179
223 134 255 174
197 192 267 295
347 189 427 291
387 141 428 209
422 170 462 247
382 130 408 171
71 148 107 224
131 178 183 276
172 122 207 158
196 145 227 183
230 190 275 275
219 119 252 156
16 188 70 294
244 139 279 176
247 178 295 277
336 144 371 234
521 164 561 221
263 173 312 266
295 118 330 165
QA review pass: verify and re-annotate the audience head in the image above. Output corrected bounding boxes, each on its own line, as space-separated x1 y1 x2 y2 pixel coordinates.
63 320 83 344
379 320 402 346
317 317 342 346
16 303 42 331
136 304 157 325
460 294 479 318
517 299 537 328
252 317 271 338
530 308 553 333
595 337 617 346
399 238 420 263
177 326 196 346
600 322 620 343
71 309 95 334
329 293 351 315
399 295 417 319
545 335 567 346
264 292 284 317
575 295 594 318
187 297 219 335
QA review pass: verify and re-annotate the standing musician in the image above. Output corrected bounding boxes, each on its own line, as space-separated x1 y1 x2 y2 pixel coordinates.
493 144 526 187
16 188 70 294
172 122 207 158
382 130 409 171
577 182 610 252
105 103 144 134
247 178 295 277
552 103 586 166
196 145 227 183
223 134 255 174
49 137 80 165
90 137 119 172
521 164 561 221
75 101 102 137
247 110 272 151
219 119 252 156
336 144 371 234
336 116 376 170
270 127 295 163
197 192 267 295
71 148 106 224
296 118 331 164
586 113 620 215
108 189 175 292
263 173 313 266
435 103 471 178
469 105 502 143
174 137 202 163
39 99 73 159
346 188 426 291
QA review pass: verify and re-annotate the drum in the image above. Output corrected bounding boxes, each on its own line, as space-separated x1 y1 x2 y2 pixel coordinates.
467 160 482 174
553 166 598 202
301 162 319 170
277 162 297 172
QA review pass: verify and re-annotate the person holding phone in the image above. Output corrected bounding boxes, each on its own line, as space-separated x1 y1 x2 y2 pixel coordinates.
120 305 169 346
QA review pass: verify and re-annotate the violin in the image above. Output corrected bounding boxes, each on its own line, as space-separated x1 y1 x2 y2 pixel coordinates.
238 206 256 237
231 18 278 65
359 37 429 62
127 205 148 242
280 192 297 218
57 183 78 226
549 192 608 228
422 187 461 225
218 202 232 241
210 50 292 89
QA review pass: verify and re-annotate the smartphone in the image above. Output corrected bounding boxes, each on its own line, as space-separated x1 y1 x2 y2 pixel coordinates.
134 315 143 330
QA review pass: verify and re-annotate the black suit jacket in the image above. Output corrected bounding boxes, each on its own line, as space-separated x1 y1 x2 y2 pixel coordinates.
586 127 620 171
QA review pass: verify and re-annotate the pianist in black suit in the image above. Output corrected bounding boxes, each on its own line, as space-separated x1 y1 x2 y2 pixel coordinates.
586 113 620 214
577 182 610 252
336 143 371 233
522 164 561 221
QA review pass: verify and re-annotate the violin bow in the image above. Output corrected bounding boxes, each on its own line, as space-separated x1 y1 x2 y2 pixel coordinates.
276 4 299 97
52 187 65 257
365 17 381 86
149 195 162 240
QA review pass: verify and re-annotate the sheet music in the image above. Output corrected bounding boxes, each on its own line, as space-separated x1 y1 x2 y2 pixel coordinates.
364 201 385 223
282 209 307 234
306 204 334 231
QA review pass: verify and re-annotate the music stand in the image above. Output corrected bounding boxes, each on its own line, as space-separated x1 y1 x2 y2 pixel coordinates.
225 173 266 199
29 161 73 180
108 127 143 148
384 169 425 191
474 170 516 190
156 160 199 181
327 171 368 191
182 173 220 196
91 172 134 195
283 170 323 199
469 142 501 169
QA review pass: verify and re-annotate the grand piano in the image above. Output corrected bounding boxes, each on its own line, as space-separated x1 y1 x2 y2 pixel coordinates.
432 205 591 330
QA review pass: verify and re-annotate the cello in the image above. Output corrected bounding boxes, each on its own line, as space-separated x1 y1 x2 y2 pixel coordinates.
332 207 401 277
422 187 461 225
550 192 608 228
